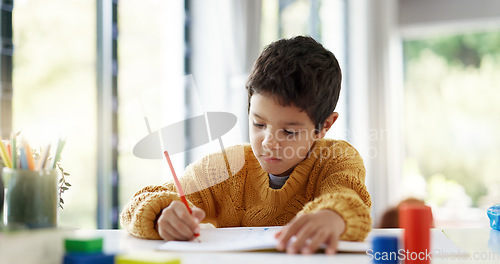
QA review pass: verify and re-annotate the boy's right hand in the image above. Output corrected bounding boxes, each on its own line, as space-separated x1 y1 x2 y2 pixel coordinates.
156 200 205 241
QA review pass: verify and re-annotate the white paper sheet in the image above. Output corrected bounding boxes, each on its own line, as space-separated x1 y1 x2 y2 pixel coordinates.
432 229 469 258
157 226 370 252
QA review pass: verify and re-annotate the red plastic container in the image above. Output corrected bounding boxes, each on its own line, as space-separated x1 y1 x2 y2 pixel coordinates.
399 204 433 264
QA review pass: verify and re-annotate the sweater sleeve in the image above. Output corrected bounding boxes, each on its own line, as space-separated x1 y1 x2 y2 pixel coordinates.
119 183 182 239
119 154 221 239
298 143 372 241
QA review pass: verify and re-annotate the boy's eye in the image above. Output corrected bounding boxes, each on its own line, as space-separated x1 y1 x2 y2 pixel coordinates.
283 129 298 135
253 122 265 128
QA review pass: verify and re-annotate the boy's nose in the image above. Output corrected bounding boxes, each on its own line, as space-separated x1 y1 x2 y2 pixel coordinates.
262 131 280 150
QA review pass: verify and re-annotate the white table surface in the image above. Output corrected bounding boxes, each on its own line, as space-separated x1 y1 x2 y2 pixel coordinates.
95 229 369 264
1 227 499 264
77 227 500 264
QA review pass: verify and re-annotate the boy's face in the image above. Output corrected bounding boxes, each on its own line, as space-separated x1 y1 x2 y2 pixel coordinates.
249 93 323 176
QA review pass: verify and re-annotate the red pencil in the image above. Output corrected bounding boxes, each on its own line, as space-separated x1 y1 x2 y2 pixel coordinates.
7 143 11 159
163 150 200 238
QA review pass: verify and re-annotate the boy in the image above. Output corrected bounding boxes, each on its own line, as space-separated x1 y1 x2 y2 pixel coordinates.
120 36 372 254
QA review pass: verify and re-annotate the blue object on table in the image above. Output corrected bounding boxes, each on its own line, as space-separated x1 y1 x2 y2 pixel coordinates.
63 253 115 264
488 204 500 231
489 228 500 254
371 235 399 264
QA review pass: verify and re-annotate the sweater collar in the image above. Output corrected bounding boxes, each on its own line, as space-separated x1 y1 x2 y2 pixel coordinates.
246 140 324 203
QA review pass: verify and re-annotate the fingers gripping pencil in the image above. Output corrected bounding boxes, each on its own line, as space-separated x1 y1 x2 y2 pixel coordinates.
163 150 200 239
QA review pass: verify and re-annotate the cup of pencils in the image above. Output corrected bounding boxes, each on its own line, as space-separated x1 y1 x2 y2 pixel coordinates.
0 134 65 229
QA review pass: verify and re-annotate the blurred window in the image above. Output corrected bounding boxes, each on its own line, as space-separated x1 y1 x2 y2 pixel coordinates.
117 0 185 214
12 0 97 228
402 30 500 227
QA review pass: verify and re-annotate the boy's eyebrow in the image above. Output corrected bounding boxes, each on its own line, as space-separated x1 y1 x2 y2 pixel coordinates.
251 112 267 121
252 112 305 126
282 121 306 126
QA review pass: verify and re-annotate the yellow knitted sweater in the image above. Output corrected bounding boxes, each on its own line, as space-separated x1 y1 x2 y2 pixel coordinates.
120 139 372 241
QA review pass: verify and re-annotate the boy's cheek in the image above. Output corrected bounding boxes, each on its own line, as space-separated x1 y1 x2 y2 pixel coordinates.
248 127 260 139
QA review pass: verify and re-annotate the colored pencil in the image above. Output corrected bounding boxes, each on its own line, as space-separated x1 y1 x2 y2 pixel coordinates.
163 150 200 238
51 138 66 169
36 144 51 171
19 146 29 170
0 138 12 168
11 133 17 169
23 140 35 171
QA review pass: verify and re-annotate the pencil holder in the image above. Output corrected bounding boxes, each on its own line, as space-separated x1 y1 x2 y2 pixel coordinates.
1 167 58 229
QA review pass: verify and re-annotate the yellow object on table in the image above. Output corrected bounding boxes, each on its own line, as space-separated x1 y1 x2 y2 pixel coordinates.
115 251 181 264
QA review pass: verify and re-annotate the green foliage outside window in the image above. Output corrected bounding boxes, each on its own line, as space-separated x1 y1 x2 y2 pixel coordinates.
403 30 500 208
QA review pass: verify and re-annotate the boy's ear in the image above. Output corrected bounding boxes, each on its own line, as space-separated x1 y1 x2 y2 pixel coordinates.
316 112 339 139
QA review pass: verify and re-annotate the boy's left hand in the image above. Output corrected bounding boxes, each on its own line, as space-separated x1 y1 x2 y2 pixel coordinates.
275 209 345 255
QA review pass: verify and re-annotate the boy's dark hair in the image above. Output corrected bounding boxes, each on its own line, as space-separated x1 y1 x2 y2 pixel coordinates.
246 36 342 132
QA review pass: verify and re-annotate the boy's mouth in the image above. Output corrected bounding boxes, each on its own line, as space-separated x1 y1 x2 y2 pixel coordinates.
261 156 281 164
